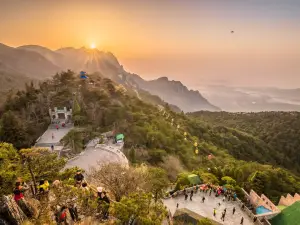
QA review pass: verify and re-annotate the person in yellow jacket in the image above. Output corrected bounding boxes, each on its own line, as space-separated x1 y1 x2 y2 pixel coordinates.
38 179 49 193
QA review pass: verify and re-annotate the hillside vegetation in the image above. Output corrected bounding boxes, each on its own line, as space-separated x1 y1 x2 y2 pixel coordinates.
0 71 299 204
188 111 300 173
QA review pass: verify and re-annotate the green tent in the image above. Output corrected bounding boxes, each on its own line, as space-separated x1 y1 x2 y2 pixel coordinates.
187 174 202 185
116 134 125 141
270 201 300 225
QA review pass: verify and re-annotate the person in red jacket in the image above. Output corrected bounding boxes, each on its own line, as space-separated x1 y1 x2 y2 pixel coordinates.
13 182 25 201
13 182 33 217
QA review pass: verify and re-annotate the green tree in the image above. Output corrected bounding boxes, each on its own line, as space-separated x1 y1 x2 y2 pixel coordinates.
0 143 22 195
200 173 219 185
62 130 84 153
111 192 167 225
221 176 236 186
20 147 66 193
88 163 148 202
176 173 190 189
129 148 136 163
0 111 27 149
147 167 169 202
148 149 167 164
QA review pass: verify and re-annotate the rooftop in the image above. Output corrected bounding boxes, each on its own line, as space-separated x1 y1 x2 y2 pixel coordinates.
270 201 300 225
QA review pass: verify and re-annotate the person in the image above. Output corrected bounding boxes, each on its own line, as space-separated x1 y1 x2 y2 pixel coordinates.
213 208 216 217
240 217 244 225
99 191 110 219
241 204 245 210
233 207 236 215
209 189 212 196
223 196 226 202
13 182 25 202
97 187 103 198
234 192 237 200
184 193 188 200
74 170 84 186
51 144 54 151
13 182 33 217
224 208 227 214
56 124 59 130
202 196 205 203
81 182 89 191
69 203 79 222
190 192 193 201
253 217 257 222
57 206 68 225
176 203 179 208
38 179 50 201
38 179 49 193
221 212 225 221
52 133 54 139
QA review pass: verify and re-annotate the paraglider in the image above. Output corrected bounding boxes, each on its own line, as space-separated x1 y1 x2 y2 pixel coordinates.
231 30 234 33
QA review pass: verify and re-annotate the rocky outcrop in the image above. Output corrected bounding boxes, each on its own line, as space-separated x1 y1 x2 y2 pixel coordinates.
0 196 27 225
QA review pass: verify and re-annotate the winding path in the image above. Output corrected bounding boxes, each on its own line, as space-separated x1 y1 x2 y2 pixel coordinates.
64 139 128 171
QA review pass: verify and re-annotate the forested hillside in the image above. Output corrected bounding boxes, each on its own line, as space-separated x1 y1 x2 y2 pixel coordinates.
188 111 300 174
0 71 299 204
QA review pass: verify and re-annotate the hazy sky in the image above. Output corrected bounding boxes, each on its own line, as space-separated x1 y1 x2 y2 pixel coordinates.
1 0 300 88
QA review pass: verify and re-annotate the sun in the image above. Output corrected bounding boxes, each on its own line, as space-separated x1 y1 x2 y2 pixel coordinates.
90 43 96 49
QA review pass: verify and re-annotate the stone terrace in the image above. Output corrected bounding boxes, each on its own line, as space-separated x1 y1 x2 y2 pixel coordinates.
164 190 255 225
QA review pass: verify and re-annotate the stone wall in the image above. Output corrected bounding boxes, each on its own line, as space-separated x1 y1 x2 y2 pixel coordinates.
278 193 300 206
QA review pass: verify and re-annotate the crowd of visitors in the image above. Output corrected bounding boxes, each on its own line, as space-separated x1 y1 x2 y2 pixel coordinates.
171 183 253 224
12 170 111 224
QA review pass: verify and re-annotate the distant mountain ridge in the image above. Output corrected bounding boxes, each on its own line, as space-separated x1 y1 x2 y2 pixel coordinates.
0 43 219 112
125 76 220 112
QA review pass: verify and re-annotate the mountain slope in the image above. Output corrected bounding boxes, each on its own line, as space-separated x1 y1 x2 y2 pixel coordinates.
18 45 64 67
188 111 300 173
128 76 220 112
0 43 60 79
0 43 218 112
0 71 299 201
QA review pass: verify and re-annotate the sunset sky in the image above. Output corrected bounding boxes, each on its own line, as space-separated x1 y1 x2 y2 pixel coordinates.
1 0 300 88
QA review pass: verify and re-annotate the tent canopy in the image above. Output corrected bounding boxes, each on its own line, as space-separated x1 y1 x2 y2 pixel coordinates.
116 133 125 141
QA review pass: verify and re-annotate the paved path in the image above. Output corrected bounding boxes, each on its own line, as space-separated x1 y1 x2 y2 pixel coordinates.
164 191 254 225
35 125 73 147
64 140 128 172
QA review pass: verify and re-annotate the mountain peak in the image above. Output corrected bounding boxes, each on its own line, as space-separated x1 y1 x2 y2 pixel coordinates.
157 77 169 81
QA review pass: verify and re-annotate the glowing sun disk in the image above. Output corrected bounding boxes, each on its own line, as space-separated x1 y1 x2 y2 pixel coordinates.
90 43 96 49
